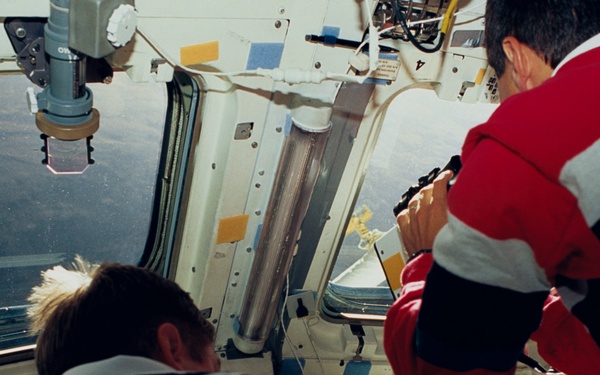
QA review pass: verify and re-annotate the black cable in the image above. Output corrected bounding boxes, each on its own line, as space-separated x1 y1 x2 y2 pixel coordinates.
518 352 548 373
391 0 445 53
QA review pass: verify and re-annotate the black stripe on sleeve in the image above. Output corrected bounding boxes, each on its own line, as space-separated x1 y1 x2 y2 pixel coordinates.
558 276 600 350
415 261 548 372
592 219 600 241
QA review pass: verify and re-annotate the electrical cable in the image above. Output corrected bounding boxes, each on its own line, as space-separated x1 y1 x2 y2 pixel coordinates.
518 352 548 373
281 272 325 375
137 26 368 84
376 0 485 43
362 0 380 74
136 26 258 78
440 0 460 35
391 0 459 53
139 0 389 84
391 0 442 53
137 0 473 84
302 317 326 375
280 271 305 374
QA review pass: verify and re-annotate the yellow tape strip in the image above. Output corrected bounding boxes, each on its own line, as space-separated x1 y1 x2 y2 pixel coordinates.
180 41 219 65
216 214 249 244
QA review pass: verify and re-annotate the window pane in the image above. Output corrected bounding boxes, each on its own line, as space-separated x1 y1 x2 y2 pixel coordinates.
0 72 166 348
328 88 497 312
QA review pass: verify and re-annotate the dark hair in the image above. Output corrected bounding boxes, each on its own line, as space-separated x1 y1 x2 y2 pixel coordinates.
485 0 600 77
34 263 215 375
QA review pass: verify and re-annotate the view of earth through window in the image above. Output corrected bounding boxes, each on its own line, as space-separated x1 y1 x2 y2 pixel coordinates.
0 72 166 313
331 88 498 292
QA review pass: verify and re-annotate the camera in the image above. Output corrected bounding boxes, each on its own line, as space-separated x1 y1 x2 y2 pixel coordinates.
392 155 462 216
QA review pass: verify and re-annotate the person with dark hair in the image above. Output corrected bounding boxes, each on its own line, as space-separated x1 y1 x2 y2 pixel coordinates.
28 258 222 375
384 0 600 374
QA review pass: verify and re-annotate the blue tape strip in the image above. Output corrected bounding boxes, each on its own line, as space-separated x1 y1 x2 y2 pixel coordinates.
284 113 292 136
322 26 340 46
363 78 389 85
379 52 398 60
253 224 262 250
343 361 372 375
364 51 398 60
246 43 284 70
233 316 240 333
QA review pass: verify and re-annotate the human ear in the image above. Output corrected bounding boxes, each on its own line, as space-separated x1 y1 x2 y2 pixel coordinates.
501 36 532 92
501 36 551 92
156 322 187 370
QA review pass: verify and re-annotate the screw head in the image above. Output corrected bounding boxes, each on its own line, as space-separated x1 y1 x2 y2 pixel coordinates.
15 27 26 38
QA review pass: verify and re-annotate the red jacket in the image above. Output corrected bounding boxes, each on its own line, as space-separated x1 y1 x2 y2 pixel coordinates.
384 43 600 374
384 254 600 374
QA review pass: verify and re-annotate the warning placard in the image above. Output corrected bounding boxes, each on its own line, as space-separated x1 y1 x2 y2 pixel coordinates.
369 58 401 81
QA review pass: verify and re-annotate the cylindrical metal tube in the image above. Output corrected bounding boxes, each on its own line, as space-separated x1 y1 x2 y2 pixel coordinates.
46 0 86 101
35 0 99 143
38 0 94 127
234 108 331 354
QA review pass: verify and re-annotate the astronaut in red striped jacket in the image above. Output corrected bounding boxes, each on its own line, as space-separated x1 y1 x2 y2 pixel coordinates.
384 0 600 374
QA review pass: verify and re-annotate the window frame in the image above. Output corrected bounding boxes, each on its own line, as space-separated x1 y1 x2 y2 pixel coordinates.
316 85 498 322
0 71 202 360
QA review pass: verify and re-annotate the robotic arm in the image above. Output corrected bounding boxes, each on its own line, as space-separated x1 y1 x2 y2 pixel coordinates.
4 0 136 174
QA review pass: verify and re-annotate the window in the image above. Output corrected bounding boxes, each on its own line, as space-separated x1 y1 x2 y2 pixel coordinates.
324 88 498 317
0 72 167 349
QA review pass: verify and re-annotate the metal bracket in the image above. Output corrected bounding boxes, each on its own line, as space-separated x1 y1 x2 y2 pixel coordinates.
350 324 365 362
4 18 50 88
235 122 254 140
